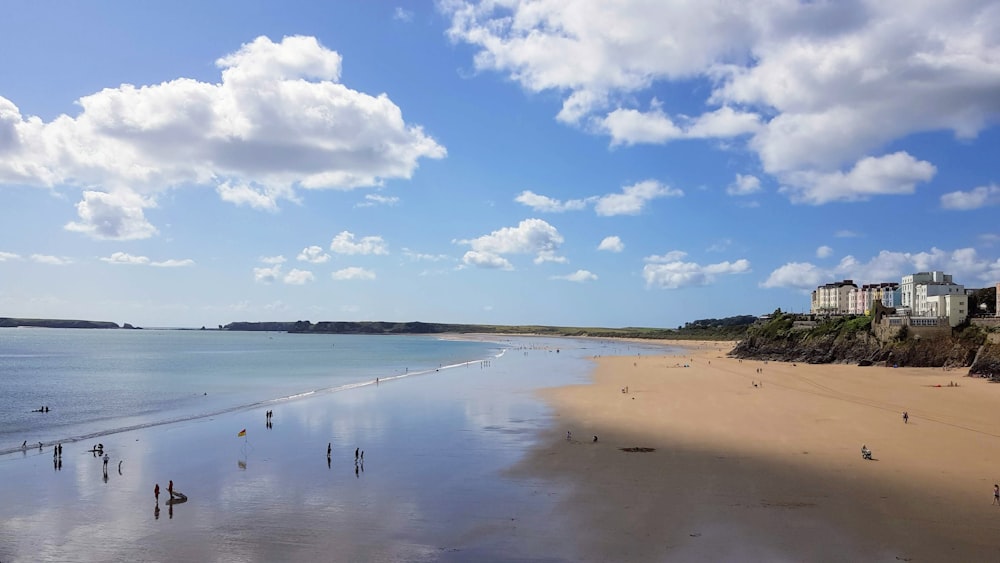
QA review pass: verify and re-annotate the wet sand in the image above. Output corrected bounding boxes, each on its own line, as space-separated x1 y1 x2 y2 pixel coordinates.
512 340 1000 561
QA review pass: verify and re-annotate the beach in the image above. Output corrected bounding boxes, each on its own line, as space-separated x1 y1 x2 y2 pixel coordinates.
513 340 1000 561
3 335 1000 562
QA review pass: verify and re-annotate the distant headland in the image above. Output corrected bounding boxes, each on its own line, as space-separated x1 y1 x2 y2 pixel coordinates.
0 317 135 329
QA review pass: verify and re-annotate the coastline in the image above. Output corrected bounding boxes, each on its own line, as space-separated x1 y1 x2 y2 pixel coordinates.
513 339 1000 561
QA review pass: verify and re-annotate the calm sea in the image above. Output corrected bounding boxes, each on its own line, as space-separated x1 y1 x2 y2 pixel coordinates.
0 328 504 454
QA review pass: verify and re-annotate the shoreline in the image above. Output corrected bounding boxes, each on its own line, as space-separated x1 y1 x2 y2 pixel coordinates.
514 339 1000 561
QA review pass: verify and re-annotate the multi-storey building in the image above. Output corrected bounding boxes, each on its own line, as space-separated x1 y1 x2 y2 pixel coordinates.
811 280 857 314
847 282 901 314
901 271 952 309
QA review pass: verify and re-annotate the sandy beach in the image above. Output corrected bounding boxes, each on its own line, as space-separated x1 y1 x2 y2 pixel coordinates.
513 340 1000 561
3 335 1000 562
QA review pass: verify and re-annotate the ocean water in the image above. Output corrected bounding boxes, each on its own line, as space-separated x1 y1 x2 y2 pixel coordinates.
0 328 504 455
0 328 678 562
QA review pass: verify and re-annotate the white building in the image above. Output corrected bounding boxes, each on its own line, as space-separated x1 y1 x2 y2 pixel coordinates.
913 281 967 326
811 280 857 314
901 271 952 309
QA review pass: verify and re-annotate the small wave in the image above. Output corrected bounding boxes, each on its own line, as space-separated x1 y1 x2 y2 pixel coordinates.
0 351 503 458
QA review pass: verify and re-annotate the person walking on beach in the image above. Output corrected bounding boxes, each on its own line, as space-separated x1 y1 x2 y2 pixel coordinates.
155 483 160 502
168 480 173 497
327 443 332 457
355 448 359 461
903 411 909 424
102 453 109 471
566 431 572 442
993 484 999 506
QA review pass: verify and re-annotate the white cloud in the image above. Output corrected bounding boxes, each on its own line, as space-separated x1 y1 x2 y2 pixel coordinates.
816 245 833 259
940 184 1000 210
706 239 732 253
64 191 158 241
457 218 564 268
394 7 414 22
402 249 450 262
514 190 590 212
444 2 999 205
216 181 285 211
779 152 936 205
533 250 568 264
835 230 862 238
552 269 597 282
258 255 286 265
763 246 1000 290
254 265 282 283
727 174 761 196
0 251 21 261
594 180 682 216
646 250 689 263
330 231 389 255
357 194 400 207
297 245 331 263
597 236 624 252
101 252 150 265
283 268 315 285
332 266 376 280
30 254 72 265
101 252 194 267
760 262 827 290
460 250 513 270
152 258 195 268
0 35 445 239
642 253 750 289
602 104 762 146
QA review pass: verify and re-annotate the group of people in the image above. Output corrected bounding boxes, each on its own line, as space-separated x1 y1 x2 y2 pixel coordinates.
33 406 50 412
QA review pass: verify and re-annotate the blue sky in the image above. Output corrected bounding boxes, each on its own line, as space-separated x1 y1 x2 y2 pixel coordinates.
1 1 998 329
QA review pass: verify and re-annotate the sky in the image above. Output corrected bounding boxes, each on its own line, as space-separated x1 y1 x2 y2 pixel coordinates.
1 1 999 329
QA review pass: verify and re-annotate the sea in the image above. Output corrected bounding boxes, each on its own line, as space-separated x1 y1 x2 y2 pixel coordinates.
0 328 509 455
1 328 667 457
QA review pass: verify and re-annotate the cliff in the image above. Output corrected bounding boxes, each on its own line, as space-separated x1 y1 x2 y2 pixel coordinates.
730 312 990 369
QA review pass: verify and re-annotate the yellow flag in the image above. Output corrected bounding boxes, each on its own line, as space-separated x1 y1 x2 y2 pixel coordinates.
237 429 246 437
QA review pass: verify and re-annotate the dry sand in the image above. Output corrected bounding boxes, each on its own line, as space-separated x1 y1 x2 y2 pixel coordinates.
512 340 1000 562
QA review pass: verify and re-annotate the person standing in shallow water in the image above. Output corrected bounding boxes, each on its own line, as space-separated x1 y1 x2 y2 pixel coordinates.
155 483 160 502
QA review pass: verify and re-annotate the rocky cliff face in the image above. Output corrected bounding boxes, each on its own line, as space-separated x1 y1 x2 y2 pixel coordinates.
730 314 989 369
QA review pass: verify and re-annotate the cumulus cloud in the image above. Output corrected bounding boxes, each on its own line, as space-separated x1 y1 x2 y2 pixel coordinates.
254 264 282 283
760 262 827 290
458 218 565 269
297 245 330 263
552 269 597 282
727 174 761 196
332 266 376 280
444 2 999 205
0 251 21 261
64 191 158 240
514 190 590 212
283 269 315 285
330 231 389 255
0 35 445 240
601 104 760 145
779 152 936 205
763 246 1000 290
402 249 450 262
941 184 1000 210
597 236 624 252
642 250 750 289
816 245 833 259
593 180 682 216
258 255 286 265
